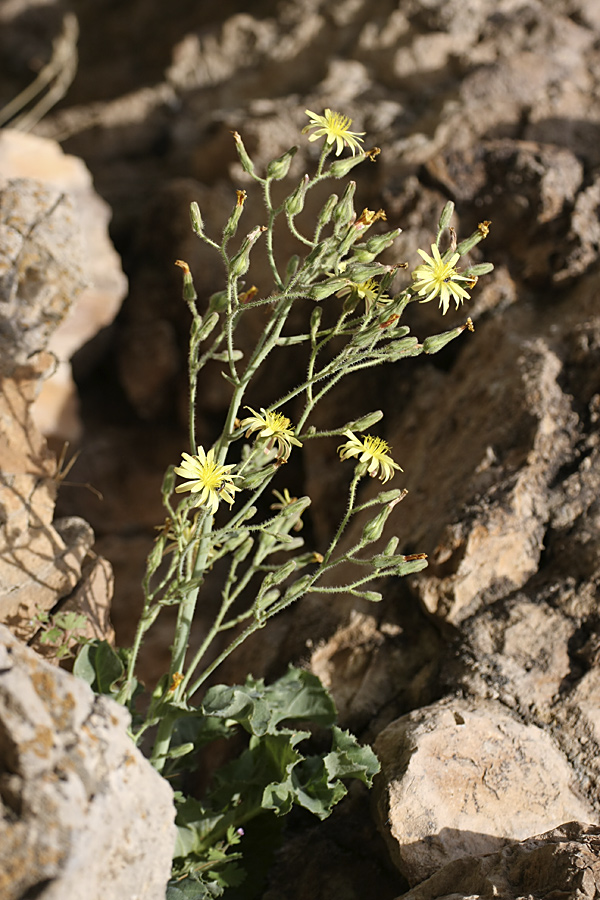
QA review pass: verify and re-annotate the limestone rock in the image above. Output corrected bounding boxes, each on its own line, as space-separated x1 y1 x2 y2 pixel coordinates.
399 822 600 900
0 624 176 900
373 696 594 886
0 356 97 641
0 130 127 440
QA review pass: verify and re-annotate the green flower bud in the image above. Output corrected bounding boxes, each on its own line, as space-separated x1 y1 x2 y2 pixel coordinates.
174 259 197 302
189 201 204 235
329 153 368 178
208 290 228 313
230 226 266 278
383 536 399 556
336 226 359 257
456 225 490 256
267 146 297 180
437 201 455 237
285 174 309 217
348 410 384 431
423 325 467 355
358 590 383 603
240 468 273 490
310 306 322 337
284 254 301 285
161 464 175 499
386 337 422 360
462 262 494 277
343 261 391 282
194 310 220 342
333 181 356 229
361 502 395 544
365 228 402 255
317 193 339 228
308 278 348 301
231 131 255 175
350 248 378 264
223 190 247 242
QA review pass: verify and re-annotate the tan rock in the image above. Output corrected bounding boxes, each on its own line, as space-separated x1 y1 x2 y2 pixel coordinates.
0 130 127 439
374 696 594 886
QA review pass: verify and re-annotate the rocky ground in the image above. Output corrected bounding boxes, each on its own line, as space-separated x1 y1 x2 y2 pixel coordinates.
2 1 600 898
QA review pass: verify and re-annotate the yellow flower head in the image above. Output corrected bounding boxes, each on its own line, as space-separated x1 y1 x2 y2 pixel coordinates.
411 243 471 315
338 431 402 483
303 108 365 157
174 447 241 515
336 278 391 314
239 407 302 462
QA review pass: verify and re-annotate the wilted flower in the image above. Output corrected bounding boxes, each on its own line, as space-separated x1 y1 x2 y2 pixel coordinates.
411 243 471 315
239 407 302 462
174 448 241 514
303 109 365 156
338 431 402 483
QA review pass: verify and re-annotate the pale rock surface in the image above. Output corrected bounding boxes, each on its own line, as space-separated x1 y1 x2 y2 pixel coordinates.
373 696 594 886
0 624 176 900
0 355 98 640
398 822 600 900
0 130 127 439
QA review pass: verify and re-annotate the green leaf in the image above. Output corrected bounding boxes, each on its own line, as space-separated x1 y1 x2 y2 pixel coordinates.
167 877 224 899
73 640 124 695
324 726 380 787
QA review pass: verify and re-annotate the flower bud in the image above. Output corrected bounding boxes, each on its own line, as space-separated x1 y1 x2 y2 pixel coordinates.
383 536 399 556
333 181 356 229
310 306 322 337
351 248 377 264
361 502 394 544
308 278 348 301
284 254 300 285
194 310 220 342
208 290 228 313
359 591 383 603
231 131 255 175
365 228 402 255
343 261 390 282
174 260 197 302
423 325 468 355
230 226 267 278
267 146 297 180
189 201 204 235
223 189 247 242
284 175 309 217
317 193 339 228
462 262 494 277
456 226 490 256
437 201 455 236
328 153 367 178
386 337 421 360
348 410 384 431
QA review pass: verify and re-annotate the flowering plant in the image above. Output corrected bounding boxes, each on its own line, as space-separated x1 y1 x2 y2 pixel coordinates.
75 109 492 895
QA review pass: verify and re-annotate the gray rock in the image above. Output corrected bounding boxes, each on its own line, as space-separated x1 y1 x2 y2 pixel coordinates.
0 624 176 900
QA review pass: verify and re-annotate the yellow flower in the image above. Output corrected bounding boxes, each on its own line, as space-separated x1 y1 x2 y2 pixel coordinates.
411 243 472 315
239 407 302 462
303 108 365 156
336 278 391 314
338 430 402 483
174 448 241 514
